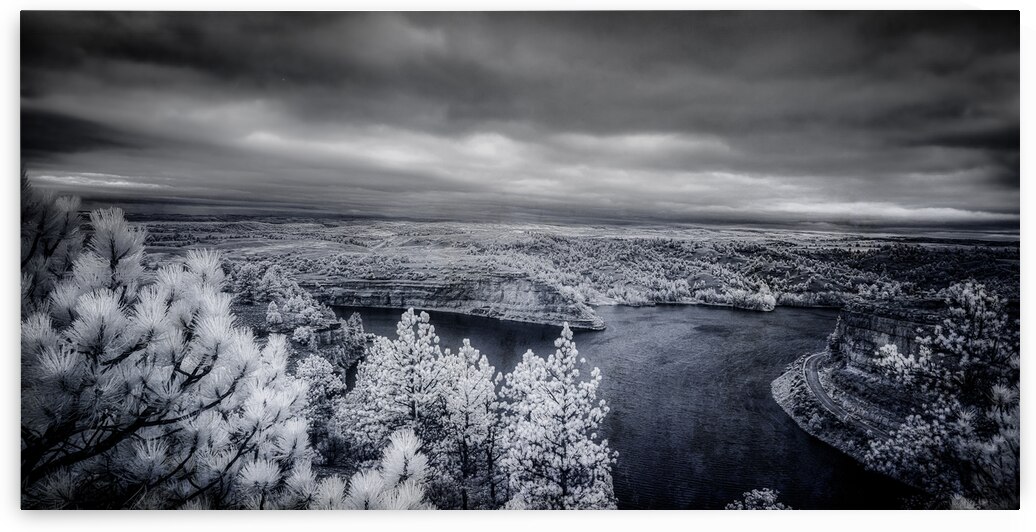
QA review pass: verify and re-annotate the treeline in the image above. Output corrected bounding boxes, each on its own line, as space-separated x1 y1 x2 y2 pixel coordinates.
142 217 1019 317
474 232 1018 312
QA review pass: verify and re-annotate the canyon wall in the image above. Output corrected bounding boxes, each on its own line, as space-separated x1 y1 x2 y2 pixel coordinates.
306 273 606 330
830 298 944 367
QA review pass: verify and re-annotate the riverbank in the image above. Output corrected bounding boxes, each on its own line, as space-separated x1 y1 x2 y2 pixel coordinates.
772 355 876 467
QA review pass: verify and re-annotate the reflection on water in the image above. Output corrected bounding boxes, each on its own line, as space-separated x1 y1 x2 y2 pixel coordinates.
333 304 916 509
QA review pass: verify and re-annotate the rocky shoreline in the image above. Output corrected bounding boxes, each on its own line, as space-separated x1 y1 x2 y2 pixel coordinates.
771 358 875 469
772 356 930 499
771 298 949 498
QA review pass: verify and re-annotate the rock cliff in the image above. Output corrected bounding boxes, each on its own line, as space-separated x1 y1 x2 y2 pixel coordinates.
829 298 944 368
773 297 952 499
305 273 606 330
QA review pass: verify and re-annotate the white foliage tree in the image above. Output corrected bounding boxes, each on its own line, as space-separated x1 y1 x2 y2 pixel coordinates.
500 323 617 509
229 261 264 304
725 488 791 510
336 309 451 460
309 428 433 510
294 354 346 462
20 199 319 509
266 301 283 328
292 325 317 348
21 171 83 314
437 340 504 509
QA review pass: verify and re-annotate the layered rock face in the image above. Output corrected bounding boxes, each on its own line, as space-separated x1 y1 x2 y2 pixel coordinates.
312 322 344 347
307 273 606 330
830 298 944 367
773 298 948 477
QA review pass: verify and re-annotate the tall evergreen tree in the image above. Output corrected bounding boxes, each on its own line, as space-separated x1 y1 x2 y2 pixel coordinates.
437 340 503 509
500 323 617 509
336 309 451 460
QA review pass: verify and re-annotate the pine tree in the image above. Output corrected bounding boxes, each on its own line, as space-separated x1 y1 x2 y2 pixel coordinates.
500 323 617 509
295 354 346 462
310 428 434 510
20 171 83 314
230 261 265 304
21 197 320 509
266 301 283 329
257 265 288 302
338 312 367 369
336 309 452 459
437 339 503 509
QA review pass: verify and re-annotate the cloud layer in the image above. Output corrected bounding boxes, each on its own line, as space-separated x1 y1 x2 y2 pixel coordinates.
21 12 1019 230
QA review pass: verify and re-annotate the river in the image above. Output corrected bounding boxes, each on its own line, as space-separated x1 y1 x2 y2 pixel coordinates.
333 303 916 509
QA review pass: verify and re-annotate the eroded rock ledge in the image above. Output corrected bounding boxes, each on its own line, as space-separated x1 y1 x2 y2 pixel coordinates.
773 298 948 494
305 274 607 330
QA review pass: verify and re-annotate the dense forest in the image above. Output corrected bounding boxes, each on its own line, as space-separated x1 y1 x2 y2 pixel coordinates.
141 217 1018 317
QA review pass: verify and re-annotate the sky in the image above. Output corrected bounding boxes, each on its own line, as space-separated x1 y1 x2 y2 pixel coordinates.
21 11 1019 231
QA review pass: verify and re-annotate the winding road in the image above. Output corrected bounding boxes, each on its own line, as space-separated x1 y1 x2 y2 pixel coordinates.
801 352 891 439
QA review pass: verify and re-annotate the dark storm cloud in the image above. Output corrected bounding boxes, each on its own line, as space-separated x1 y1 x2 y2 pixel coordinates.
21 11 1019 229
21 109 138 157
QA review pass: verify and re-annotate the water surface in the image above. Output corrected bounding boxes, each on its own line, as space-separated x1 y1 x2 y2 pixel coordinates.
334 304 915 509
